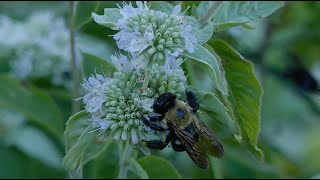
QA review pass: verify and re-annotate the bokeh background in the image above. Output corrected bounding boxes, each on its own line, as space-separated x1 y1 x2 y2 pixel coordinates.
0 1 319 179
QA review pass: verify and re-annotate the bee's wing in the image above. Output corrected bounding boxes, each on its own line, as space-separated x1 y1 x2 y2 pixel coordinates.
193 116 224 158
172 125 209 169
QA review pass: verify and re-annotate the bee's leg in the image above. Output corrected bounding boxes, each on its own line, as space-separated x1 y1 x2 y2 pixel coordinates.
141 115 166 131
145 130 175 150
186 90 200 113
148 113 164 122
171 137 186 152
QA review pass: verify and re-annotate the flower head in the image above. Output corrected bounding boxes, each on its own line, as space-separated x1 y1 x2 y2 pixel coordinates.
82 54 187 145
0 11 71 87
113 2 197 63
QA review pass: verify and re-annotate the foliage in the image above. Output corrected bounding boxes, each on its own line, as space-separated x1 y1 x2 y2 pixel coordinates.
2 1 319 179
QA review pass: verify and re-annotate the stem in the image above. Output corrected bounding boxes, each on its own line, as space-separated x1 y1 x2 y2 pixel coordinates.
199 1 223 27
69 166 83 179
209 157 222 179
69 1 81 115
68 2 82 178
118 141 132 179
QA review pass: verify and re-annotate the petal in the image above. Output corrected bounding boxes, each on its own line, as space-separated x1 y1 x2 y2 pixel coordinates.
171 4 182 16
131 128 139 144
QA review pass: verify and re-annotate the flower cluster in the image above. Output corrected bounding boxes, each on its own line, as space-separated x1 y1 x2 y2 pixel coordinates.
113 2 197 65
0 11 71 87
82 1 196 145
82 54 187 144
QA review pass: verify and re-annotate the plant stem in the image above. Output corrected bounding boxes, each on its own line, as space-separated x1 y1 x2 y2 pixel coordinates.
199 1 223 27
69 1 81 115
209 157 222 179
118 141 132 179
68 2 82 178
69 165 83 179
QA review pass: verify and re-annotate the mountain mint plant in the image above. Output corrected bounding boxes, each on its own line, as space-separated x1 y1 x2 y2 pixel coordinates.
0 11 71 87
63 1 284 178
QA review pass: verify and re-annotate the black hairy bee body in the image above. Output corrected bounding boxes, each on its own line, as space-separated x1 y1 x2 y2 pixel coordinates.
141 91 224 169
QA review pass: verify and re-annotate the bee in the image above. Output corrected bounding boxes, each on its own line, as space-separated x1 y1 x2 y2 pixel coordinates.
141 91 224 169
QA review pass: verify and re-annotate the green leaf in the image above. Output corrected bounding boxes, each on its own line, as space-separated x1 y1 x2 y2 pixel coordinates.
212 1 284 31
92 8 121 29
6 126 63 169
208 40 263 158
129 158 149 179
73 1 100 30
192 1 214 18
196 92 239 137
0 146 65 178
149 1 174 15
83 141 120 179
195 22 214 45
0 109 25 135
76 33 117 63
76 33 117 77
0 75 63 139
136 142 151 156
81 52 116 78
64 111 89 151
63 111 111 172
138 156 181 179
183 44 228 95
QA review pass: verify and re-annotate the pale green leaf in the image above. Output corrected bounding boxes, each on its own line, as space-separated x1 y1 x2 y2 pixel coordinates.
74 1 100 30
183 44 228 95
138 156 181 179
83 141 120 178
136 142 151 156
195 22 214 45
0 146 65 178
92 8 121 29
212 1 284 31
208 40 263 158
0 109 25 135
196 91 240 137
193 1 214 18
129 158 149 179
81 51 116 78
63 111 111 172
64 111 89 151
0 75 63 140
76 33 117 63
76 33 117 77
6 126 63 168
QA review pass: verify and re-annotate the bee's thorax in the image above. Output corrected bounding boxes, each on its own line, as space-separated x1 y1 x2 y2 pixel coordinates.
165 100 193 128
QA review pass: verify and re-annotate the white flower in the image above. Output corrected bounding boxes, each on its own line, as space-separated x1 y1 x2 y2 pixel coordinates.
162 51 183 75
111 53 147 72
110 1 197 62
82 74 110 113
10 50 33 79
0 11 71 87
90 113 110 132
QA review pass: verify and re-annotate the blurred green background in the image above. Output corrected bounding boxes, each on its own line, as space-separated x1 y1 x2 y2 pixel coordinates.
0 1 319 179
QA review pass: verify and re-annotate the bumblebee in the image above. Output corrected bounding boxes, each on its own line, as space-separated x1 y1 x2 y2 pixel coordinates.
141 91 224 169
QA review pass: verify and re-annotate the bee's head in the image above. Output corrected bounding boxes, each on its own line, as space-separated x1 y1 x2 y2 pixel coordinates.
153 93 177 115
